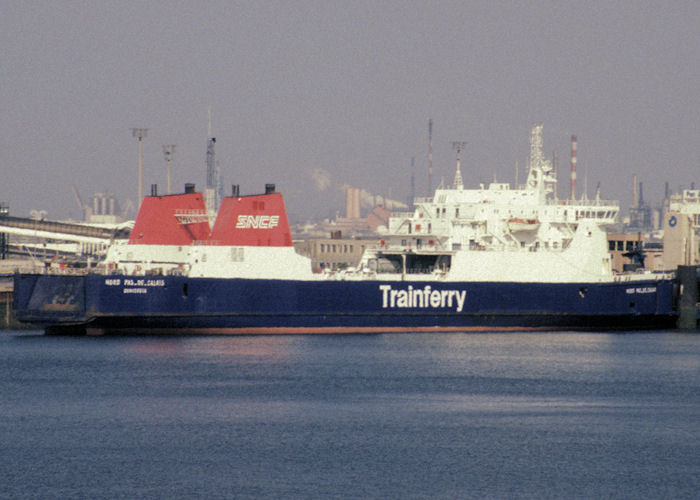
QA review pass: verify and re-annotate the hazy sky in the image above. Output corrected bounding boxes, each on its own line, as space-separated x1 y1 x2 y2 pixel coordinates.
2 1 699 222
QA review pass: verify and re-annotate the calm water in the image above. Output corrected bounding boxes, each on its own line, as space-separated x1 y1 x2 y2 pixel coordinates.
1 330 699 499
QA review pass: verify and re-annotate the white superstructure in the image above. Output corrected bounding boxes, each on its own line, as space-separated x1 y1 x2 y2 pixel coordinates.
353 125 648 283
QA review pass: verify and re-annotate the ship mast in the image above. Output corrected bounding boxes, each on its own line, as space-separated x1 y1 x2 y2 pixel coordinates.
525 125 556 201
452 141 467 190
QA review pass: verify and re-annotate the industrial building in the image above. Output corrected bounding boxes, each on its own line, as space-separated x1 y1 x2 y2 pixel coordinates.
294 233 377 272
663 189 700 268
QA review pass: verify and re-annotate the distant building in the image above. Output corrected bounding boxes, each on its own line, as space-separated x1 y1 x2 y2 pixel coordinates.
662 189 700 268
86 193 124 224
627 176 653 232
294 234 378 272
607 232 643 273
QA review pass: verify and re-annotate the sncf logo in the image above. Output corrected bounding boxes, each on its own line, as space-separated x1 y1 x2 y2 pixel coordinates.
235 215 280 229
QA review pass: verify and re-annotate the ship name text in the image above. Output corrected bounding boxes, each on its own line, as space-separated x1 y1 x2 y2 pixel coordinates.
626 287 656 294
379 284 466 312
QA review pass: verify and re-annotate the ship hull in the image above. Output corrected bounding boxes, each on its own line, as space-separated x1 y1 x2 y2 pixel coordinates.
14 273 678 334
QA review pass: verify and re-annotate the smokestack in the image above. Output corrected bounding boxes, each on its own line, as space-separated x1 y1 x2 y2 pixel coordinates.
570 135 577 200
345 187 361 219
633 174 639 206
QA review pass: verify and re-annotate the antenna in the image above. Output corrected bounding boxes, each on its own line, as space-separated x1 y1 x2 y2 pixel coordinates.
552 149 558 200
131 128 148 207
208 106 212 138
163 145 176 195
570 135 577 200
428 119 433 195
452 141 467 190
205 109 218 214
410 156 415 209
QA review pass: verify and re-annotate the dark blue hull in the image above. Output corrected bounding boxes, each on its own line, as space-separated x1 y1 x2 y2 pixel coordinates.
13 273 678 334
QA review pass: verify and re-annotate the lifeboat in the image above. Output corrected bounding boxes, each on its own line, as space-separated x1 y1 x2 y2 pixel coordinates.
507 218 540 232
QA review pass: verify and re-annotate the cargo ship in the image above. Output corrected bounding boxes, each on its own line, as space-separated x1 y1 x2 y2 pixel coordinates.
14 126 677 334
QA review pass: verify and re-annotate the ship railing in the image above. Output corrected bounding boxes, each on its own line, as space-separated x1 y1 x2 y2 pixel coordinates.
413 197 433 204
29 265 90 276
613 270 676 282
548 198 619 207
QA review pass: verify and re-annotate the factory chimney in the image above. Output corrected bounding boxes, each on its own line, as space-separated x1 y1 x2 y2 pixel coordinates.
345 186 361 219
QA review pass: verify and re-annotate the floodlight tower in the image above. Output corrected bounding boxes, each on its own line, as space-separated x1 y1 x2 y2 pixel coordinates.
163 145 176 194
131 128 148 206
452 141 467 190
